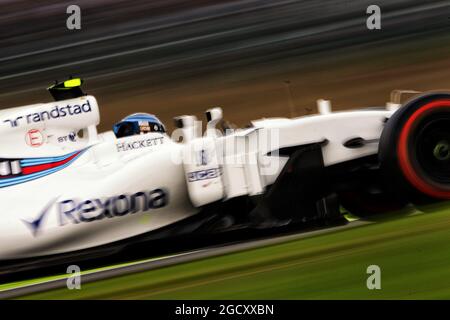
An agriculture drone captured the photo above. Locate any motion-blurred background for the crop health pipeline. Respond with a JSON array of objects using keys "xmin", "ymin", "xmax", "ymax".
[{"xmin": 0, "ymin": 0, "xmax": 449, "ymax": 131}]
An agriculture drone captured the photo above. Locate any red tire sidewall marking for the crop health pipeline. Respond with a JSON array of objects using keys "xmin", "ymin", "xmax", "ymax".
[
  {"xmin": 26, "ymin": 129, "xmax": 44, "ymax": 147},
  {"xmin": 397, "ymin": 100, "xmax": 450, "ymax": 199}
]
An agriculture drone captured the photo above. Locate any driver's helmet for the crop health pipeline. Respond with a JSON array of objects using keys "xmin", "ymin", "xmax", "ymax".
[{"xmin": 113, "ymin": 113, "xmax": 166, "ymax": 138}]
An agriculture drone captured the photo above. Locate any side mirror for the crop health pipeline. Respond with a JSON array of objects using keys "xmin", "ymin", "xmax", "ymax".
[
  {"xmin": 205, "ymin": 107, "xmax": 223, "ymax": 137},
  {"xmin": 173, "ymin": 115, "xmax": 200, "ymax": 142}
]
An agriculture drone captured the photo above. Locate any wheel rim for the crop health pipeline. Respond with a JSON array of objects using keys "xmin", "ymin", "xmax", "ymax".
[
  {"xmin": 415, "ymin": 118, "xmax": 450, "ymax": 184},
  {"xmin": 433, "ymin": 140, "xmax": 450, "ymax": 161}
]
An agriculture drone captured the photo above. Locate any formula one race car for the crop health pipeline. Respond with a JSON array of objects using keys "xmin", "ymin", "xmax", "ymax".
[{"xmin": 1, "ymin": 79, "xmax": 449, "ymax": 263}]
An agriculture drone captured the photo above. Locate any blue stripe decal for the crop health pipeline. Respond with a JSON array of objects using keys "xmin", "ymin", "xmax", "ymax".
[
  {"xmin": 20, "ymin": 151, "xmax": 79, "ymax": 167},
  {"xmin": 0, "ymin": 150, "xmax": 86, "ymax": 188}
]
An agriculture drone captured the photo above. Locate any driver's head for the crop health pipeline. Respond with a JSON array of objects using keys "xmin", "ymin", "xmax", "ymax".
[{"xmin": 113, "ymin": 113, "xmax": 165, "ymax": 138}]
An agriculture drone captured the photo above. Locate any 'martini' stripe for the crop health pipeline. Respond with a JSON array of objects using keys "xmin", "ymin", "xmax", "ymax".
[
  {"xmin": 20, "ymin": 151, "xmax": 80, "ymax": 167},
  {"xmin": 0, "ymin": 150, "xmax": 86, "ymax": 188}
]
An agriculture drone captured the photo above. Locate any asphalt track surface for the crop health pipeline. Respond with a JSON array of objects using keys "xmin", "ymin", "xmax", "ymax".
[{"xmin": 0, "ymin": 219, "xmax": 368, "ymax": 299}]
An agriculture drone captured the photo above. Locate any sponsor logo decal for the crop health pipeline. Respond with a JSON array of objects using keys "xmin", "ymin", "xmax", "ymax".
[
  {"xmin": 3, "ymin": 100, "xmax": 92, "ymax": 128},
  {"xmin": 138, "ymin": 120, "xmax": 151, "ymax": 132},
  {"xmin": 58, "ymin": 132, "xmax": 77, "ymax": 143},
  {"xmin": 197, "ymin": 149, "xmax": 208, "ymax": 166},
  {"xmin": 23, "ymin": 188, "xmax": 168, "ymax": 236},
  {"xmin": 188, "ymin": 168, "xmax": 221, "ymax": 182},
  {"xmin": 25, "ymin": 129, "xmax": 44, "ymax": 147},
  {"xmin": 116, "ymin": 136, "xmax": 164, "ymax": 152},
  {"xmin": 23, "ymin": 197, "xmax": 59, "ymax": 236}
]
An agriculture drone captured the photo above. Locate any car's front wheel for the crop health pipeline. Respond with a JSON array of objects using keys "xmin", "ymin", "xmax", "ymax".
[{"xmin": 379, "ymin": 92, "xmax": 450, "ymax": 202}]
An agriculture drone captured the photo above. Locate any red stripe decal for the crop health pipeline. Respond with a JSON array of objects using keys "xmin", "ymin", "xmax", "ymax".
[{"xmin": 22, "ymin": 152, "xmax": 81, "ymax": 175}]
